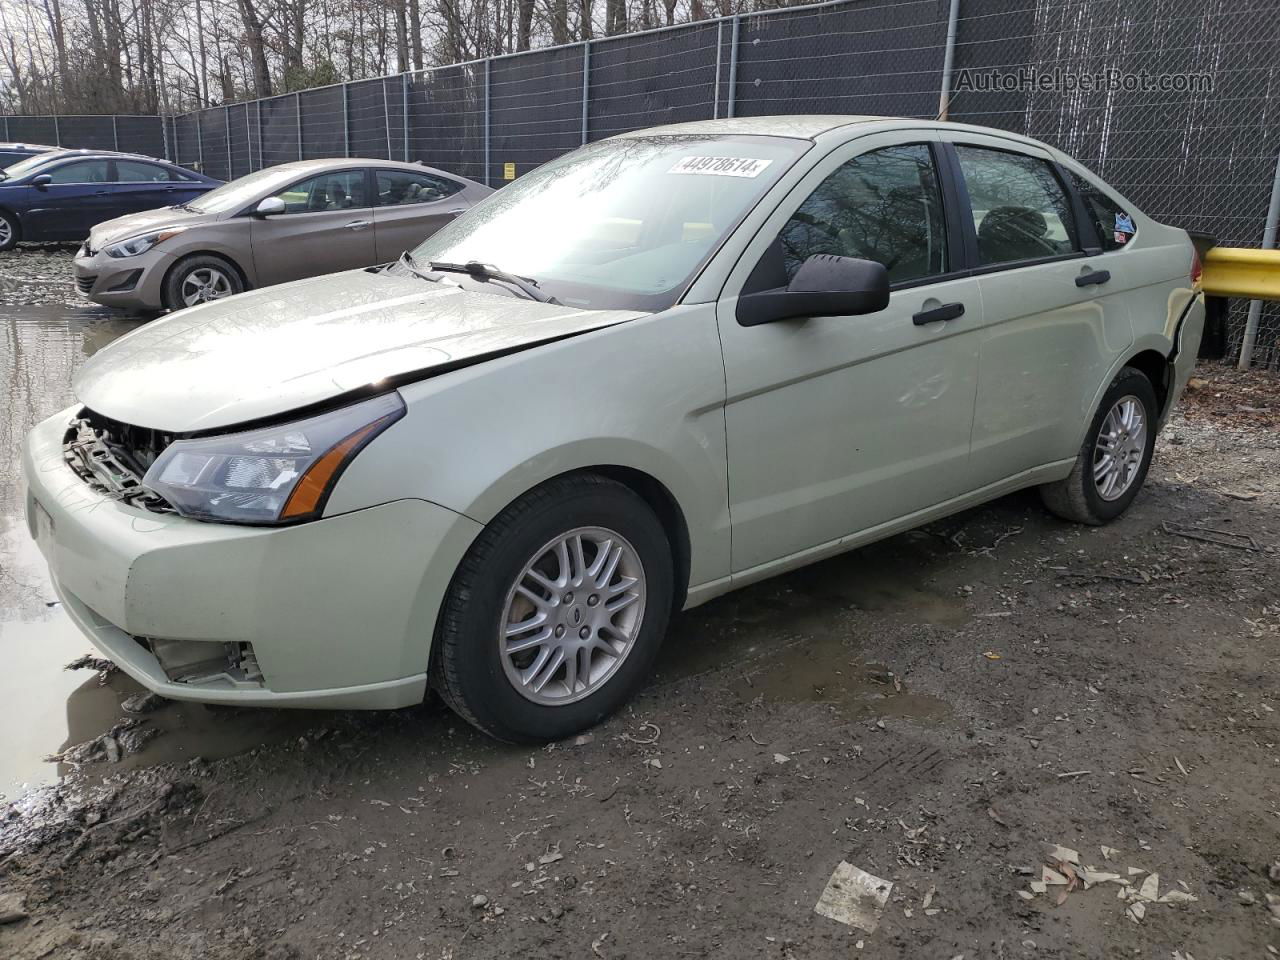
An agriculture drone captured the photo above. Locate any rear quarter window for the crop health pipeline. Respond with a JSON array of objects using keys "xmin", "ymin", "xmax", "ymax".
[{"xmin": 1072, "ymin": 172, "xmax": 1136, "ymax": 251}]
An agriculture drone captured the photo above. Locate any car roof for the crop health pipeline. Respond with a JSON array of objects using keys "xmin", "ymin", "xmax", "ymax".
[
  {"xmin": 257, "ymin": 157, "xmax": 483, "ymax": 186},
  {"xmin": 610, "ymin": 115, "xmax": 1061, "ymax": 154}
]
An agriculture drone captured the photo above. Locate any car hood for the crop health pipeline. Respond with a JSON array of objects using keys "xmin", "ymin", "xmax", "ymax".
[
  {"xmin": 88, "ymin": 206, "xmax": 222, "ymax": 249},
  {"xmin": 74, "ymin": 269, "xmax": 645, "ymax": 432}
]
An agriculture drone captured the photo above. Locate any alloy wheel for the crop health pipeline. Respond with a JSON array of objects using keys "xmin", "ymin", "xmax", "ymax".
[
  {"xmin": 1093, "ymin": 395, "xmax": 1147, "ymax": 501},
  {"xmin": 499, "ymin": 526, "xmax": 647, "ymax": 706},
  {"xmin": 180, "ymin": 267, "xmax": 233, "ymax": 306},
  {"xmin": 0, "ymin": 218, "xmax": 12, "ymax": 247}
]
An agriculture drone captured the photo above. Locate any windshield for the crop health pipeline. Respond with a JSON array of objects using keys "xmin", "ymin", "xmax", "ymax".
[
  {"xmin": 2, "ymin": 152, "xmax": 60, "ymax": 180},
  {"xmin": 185, "ymin": 165, "xmax": 305, "ymax": 214},
  {"xmin": 411, "ymin": 134, "xmax": 808, "ymax": 311}
]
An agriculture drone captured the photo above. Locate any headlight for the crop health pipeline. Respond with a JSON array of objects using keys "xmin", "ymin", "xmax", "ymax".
[
  {"xmin": 142, "ymin": 393, "xmax": 405, "ymax": 525},
  {"xmin": 104, "ymin": 227, "xmax": 188, "ymax": 258}
]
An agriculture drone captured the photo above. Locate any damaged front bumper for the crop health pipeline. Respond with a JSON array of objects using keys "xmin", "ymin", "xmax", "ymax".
[{"xmin": 23, "ymin": 405, "xmax": 482, "ymax": 710}]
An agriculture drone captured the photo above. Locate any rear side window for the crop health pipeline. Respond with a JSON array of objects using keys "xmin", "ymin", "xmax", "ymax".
[
  {"xmin": 115, "ymin": 160, "xmax": 172, "ymax": 182},
  {"xmin": 375, "ymin": 170, "xmax": 463, "ymax": 206},
  {"xmin": 776, "ymin": 143, "xmax": 948, "ymax": 285},
  {"xmin": 1072, "ymin": 172, "xmax": 1135, "ymax": 250},
  {"xmin": 953, "ymin": 145, "xmax": 1076, "ymax": 266}
]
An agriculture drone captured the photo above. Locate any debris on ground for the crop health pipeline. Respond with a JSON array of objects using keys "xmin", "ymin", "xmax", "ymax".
[
  {"xmin": 815, "ymin": 861, "xmax": 893, "ymax": 933},
  {"xmin": 0, "ymin": 890, "xmax": 28, "ymax": 924},
  {"xmin": 121, "ymin": 691, "xmax": 167, "ymax": 714},
  {"xmin": 44, "ymin": 718, "xmax": 161, "ymax": 765},
  {"xmin": 1018, "ymin": 843, "xmax": 1197, "ymax": 922}
]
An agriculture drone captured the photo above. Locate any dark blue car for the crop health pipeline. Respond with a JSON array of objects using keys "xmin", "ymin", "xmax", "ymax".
[
  {"xmin": 0, "ymin": 151, "xmax": 221, "ymax": 250},
  {"xmin": 0, "ymin": 142, "xmax": 57, "ymax": 167}
]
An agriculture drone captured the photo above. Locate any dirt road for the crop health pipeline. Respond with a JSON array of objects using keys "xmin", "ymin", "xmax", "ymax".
[{"xmin": 2, "ymin": 251, "xmax": 1278, "ymax": 958}]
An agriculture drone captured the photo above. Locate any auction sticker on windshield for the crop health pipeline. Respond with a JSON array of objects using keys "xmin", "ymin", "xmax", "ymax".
[{"xmin": 668, "ymin": 156, "xmax": 773, "ymax": 177}]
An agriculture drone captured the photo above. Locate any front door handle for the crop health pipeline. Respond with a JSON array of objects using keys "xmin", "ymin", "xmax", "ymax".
[
  {"xmin": 94, "ymin": 190, "xmax": 110, "ymax": 196},
  {"xmin": 912, "ymin": 302, "xmax": 965, "ymax": 326},
  {"xmin": 344, "ymin": 220, "xmax": 371, "ymax": 231},
  {"xmin": 1075, "ymin": 268, "xmax": 1111, "ymax": 287}
]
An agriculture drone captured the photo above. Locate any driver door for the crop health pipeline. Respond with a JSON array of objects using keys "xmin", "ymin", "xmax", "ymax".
[
  {"xmin": 717, "ymin": 132, "xmax": 982, "ymax": 574},
  {"xmin": 250, "ymin": 169, "xmax": 377, "ymax": 285}
]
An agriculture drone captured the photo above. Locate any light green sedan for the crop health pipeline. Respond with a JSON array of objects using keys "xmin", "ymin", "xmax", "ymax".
[{"xmin": 23, "ymin": 116, "xmax": 1204, "ymax": 742}]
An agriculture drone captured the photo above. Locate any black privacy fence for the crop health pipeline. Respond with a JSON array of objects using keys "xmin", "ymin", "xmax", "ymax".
[
  {"xmin": 5, "ymin": 0, "xmax": 1279, "ymax": 363},
  {"xmin": 0, "ymin": 114, "xmax": 166, "ymax": 157}
]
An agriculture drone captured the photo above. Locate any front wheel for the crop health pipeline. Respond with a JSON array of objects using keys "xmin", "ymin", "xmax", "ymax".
[
  {"xmin": 0, "ymin": 210, "xmax": 20, "ymax": 251},
  {"xmin": 1040, "ymin": 366, "xmax": 1158, "ymax": 525},
  {"xmin": 163, "ymin": 255, "xmax": 243, "ymax": 311},
  {"xmin": 434, "ymin": 474, "xmax": 674, "ymax": 743}
]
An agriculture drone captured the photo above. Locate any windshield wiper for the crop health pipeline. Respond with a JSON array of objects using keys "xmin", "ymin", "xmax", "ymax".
[
  {"xmin": 394, "ymin": 250, "xmax": 441, "ymax": 282},
  {"xmin": 429, "ymin": 260, "xmax": 559, "ymax": 305}
]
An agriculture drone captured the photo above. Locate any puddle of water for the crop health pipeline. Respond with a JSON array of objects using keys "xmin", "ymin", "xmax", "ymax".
[
  {"xmin": 0, "ymin": 307, "xmax": 332, "ymax": 798},
  {"xmin": 659, "ymin": 530, "xmax": 962, "ymax": 721}
]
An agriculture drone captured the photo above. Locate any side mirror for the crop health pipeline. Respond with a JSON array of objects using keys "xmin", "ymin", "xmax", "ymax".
[
  {"xmin": 32, "ymin": 173, "xmax": 52, "ymax": 191},
  {"xmin": 737, "ymin": 254, "xmax": 890, "ymax": 327},
  {"xmin": 253, "ymin": 196, "xmax": 286, "ymax": 217}
]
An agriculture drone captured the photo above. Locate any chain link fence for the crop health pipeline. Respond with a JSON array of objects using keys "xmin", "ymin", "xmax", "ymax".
[{"xmin": 5, "ymin": 0, "xmax": 1279, "ymax": 365}]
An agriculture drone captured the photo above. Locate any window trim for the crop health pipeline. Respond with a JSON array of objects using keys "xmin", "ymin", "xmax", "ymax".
[{"xmin": 942, "ymin": 140, "xmax": 1088, "ymax": 275}]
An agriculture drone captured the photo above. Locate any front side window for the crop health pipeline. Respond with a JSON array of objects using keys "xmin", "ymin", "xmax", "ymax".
[
  {"xmin": 270, "ymin": 170, "xmax": 368, "ymax": 213},
  {"xmin": 115, "ymin": 160, "xmax": 172, "ymax": 182},
  {"xmin": 954, "ymin": 145, "xmax": 1075, "ymax": 266},
  {"xmin": 412, "ymin": 135, "xmax": 808, "ymax": 312},
  {"xmin": 776, "ymin": 143, "xmax": 948, "ymax": 285},
  {"xmin": 46, "ymin": 160, "xmax": 110, "ymax": 184},
  {"xmin": 1072, "ymin": 172, "xmax": 1135, "ymax": 251},
  {"xmin": 376, "ymin": 170, "xmax": 462, "ymax": 206}
]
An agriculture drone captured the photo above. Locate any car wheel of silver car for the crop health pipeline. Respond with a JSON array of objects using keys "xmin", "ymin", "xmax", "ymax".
[
  {"xmin": 434, "ymin": 474, "xmax": 674, "ymax": 743},
  {"xmin": 163, "ymin": 254, "xmax": 244, "ymax": 311},
  {"xmin": 0, "ymin": 210, "xmax": 19, "ymax": 251},
  {"xmin": 1040, "ymin": 366, "xmax": 1159, "ymax": 525}
]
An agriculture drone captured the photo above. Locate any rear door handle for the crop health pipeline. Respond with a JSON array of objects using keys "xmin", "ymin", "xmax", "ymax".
[
  {"xmin": 1075, "ymin": 269, "xmax": 1111, "ymax": 287},
  {"xmin": 912, "ymin": 302, "xmax": 965, "ymax": 326},
  {"xmin": 344, "ymin": 220, "xmax": 371, "ymax": 231}
]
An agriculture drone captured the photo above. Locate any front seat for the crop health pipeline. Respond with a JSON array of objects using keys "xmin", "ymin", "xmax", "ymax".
[
  {"xmin": 326, "ymin": 181, "xmax": 351, "ymax": 210},
  {"xmin": 977, "ymin": 206, "xmax": 1051, "ymax": 263}
]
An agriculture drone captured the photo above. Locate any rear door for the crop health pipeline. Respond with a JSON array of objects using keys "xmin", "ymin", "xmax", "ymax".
[
  {"xmin": 110, "ymin": 159, "xmax": 181, "ymax": 216},
  {"xmin": 943, "ymin": 135, "xmax": 1134, "ymax": 486},
  {"xmin": 249, "ymin": 168, "xmax": 377, "ymax": 285},
  {"xmin": 371, "ymin": 168, "xmax": 470, "ymax": 262},
  {"xmin": 23, "ymin": 159, "xmax": 117, "ymax": 238}
]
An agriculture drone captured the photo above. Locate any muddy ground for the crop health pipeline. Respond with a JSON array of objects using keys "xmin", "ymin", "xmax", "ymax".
[{"xmin": 2, "ymin": 247, "xmax": 1279, "ymax": 959}]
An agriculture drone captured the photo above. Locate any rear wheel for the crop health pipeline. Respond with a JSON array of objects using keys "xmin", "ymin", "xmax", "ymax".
[
  {"xmin": 0, "ymin": 210, "xmax": 20, "ymax": 251},
  {"xmin": 434, "ymin": 474, "xmax": 674, "ymax": 743},
  {"xmin": 163, "ymin": 255, "xmax": 243, "ymax": 311},
  {"xmin": 1040, "ymin": 366, "xmax": 1158, "ymax": 525}
]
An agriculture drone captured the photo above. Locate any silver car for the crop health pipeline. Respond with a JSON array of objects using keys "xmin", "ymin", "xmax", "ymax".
[
  {"xmin": 72, "ymin": 158, "xmax": 492, "ymax": 311},
  {"xmin": 26, "ymin": 117, "xmax": 1204, "ymax": 743}
]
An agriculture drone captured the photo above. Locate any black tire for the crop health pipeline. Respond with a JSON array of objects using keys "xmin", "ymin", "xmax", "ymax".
[
  {"xmin": 1040, "ymin": 366, "xmax": 1159, "ymax": 525},
  {"xmin": 0, "ymin": 209, "xmax": 20, "ymax": 251},
  {"xmin": 162, "ymin": 254, "xmax": 244, "ymax": 311},
  {"xmin": 434, "ymin": 474, "xmax": 674, "ymax": 743}
]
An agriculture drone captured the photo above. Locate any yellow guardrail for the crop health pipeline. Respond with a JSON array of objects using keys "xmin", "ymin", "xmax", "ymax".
[{"xmin": 1200, "ymin": 247, "xmax": 1280, "ymax": 300}]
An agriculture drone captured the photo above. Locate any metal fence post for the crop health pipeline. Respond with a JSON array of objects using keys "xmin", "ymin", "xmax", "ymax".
[
  {"xmin": 727, "ymin": 16, "xmax": 741, "ymax": 118},
  {"xmin": 161, "ymin": 115, "xmax": 171, "ymax": 161},
  {"xmin": 53, "ymin": 113, "xmax": 61, "ymax": 146},
  {"xmin": 383, "ymin": 80, "xmax": 392, "ymax": 159},
  {"xmin": 1238, "ymin": 150, "xmax": 1280, "ymax": 369},
  {"xmin": 256, "ymin": 100, "xmax": 264, "ymax": 171},
  {"xmin": 112, "ymin": 116, "xmax": 120, "ymax": 151},
  {"xmin": 581, "ymin": 41, "xmax": 591, "ymax": 145},
  {"xmin": 296, "ymin": 92, "xmax": 303, "ymax": 160},
  {"xmin": 2, "ymin": 116, "xmax": 8, "ymax": 140},
  {"xmin": 342, "ymin": 83, "xmax": 350, "ymax": 157},
  {"xmin": 246, "ymin": 106, "xmax": 253, "ymax": 171},
  {"xmin": 937, "ymin": 0, "xmax": 961, "ymax": 120},
  {"xmin": 403, "ymin": 73, "xmax": 410, "ymax": 161},
  {"xmin": 196, "ymin": 112, "xmax": 204, "ymax": 171},
  {"xmin": 483, "ymin": 59, "xmax": 491, "ymax": 186},
  {"xmin": 713, "ymin": 20, "xmax": 724, "ymax": 120},
  {"xmin": 225, "ymin": 105, "xmax": 232, "ymax": 177}
]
